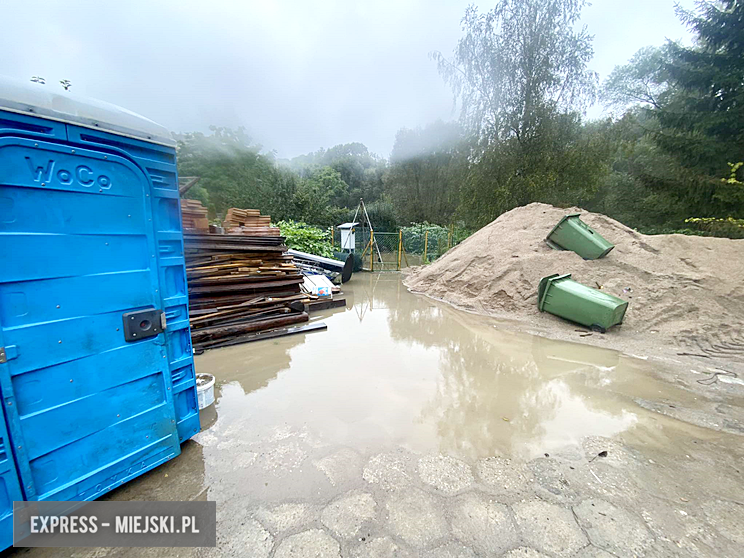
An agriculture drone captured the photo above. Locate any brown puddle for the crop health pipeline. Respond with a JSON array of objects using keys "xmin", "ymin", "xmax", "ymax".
[{"xmin": 194, "ymin": 273, "xmax": 714, "ymax": 462}]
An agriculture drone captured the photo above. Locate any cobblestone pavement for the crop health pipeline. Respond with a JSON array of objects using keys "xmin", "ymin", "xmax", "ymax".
[{"xmin": 180, "ymin": 423, "xmax": 742, "ymax": 558}]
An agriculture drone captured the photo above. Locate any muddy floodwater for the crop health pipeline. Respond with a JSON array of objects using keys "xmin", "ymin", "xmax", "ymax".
[{"xmin": 196, "ymin": 273, "xmax": 709, "ymax": 462}]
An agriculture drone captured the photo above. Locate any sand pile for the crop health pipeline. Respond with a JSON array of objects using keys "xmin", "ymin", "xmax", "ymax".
[{"xmin": 404, "ymin": 203, "xmax": 744, "ymax": 364}]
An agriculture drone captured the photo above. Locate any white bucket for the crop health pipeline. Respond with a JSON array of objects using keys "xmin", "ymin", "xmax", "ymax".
[{"xmin": 196, "ymin": 373, "xmax": 216, "ymax": 410}]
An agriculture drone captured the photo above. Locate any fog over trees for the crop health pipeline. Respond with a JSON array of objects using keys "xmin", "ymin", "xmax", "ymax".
[{"xmin": 181, "ymin": 0, "xmax": 743, "ymax": 238}]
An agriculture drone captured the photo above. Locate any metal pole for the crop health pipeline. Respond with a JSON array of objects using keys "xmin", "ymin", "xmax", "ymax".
[
  {"xmin": 331, "ymin": 225, "xmax": 334, "ymax": 250},
  {"xmin": 448, "ymin": 224, "xmax": 453, "ymax": 249},
  {"xmin": 370, "ymin": 231, "xmax": 375, "ymax": 272},
  {"xmin": 397, "ymin": 229, "xmax": 403, "ymax": 270},
  {"xmin": 361, "ymin": 199, "xmax": 384, "ymax": 264},
  {"xmin": 423, "ymin": 230, "xmax": 428, "ymax": 263}
]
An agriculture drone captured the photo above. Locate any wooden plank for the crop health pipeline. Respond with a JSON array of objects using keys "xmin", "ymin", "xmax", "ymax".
[
  {"xmin": 193, "ymin": 321, "xmax": 327, "ymax": 351},
  {"xmin": 191, "ymin": 312, "xmax": 308, "ymax": 342}
]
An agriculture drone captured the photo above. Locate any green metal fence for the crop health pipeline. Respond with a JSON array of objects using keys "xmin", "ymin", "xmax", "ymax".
[{"xmin": 331, "ymin": 226, "xmax": 461, "ymax": 271}]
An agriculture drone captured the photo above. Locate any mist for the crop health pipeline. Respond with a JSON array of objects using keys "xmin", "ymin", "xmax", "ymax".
[{"xmin": 1, "ymin": 0, "xmax": 695, "ymax": 159}]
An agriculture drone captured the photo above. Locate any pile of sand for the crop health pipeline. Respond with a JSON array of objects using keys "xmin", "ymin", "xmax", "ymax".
[{"xmin": 404, "ymin": 203, "xmax": 744, "ymax": 365}]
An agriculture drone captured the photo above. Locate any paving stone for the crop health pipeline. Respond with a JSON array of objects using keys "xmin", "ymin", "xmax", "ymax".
[
  {"xmin": 528, "ymin": 458, "xmax": 580, "ymax": 504},
  {"xmin": 701, "ymin": 499, "xmax": 744, "ymax": 545},
  {"xmin": 321, "ymin": 491, "xmax": 377, "ymax": 539},
  {"xmin": 503, "ymin": 547, "xmax": 551, "ymax": 558},
  {"xmin": 261, "ymin": 442, "xmax": 308, "ymax": 476},
  {"xmin": 573, "ymin": 498, "xmax": 654, "ymax": 556},
  {"xmin": 314, "ymin": 448, "xmax": 364, "ymax": 487},
  {"xmin": 571, "ymin": 546, "xmax": 616, "ymax": 558},
  {"xmin": 418, "ymin": 455, "xmax": 475, "ymax": 495},
  {"xmin": 581, "ymin": 436, "xmax": 637, "ymax": 469},
  {"xmin": 348, "ymin": 536, "xmax": 415, "ymax": 558},
  {"xmin": 476, "ymin": 457, "xmax": 534, "ymax": 495},
  {"xmin": 385, "ymin": 487, "xmax": 448, "ymax": 547},
  {"xmin": 364, "ymin": 452, "xmax": 414, "ymax": 491},
  {"xmin": 274, "ymin": 529, "xmax": 340, "ymax": 558},
  {"xmin": 215, "ymin": 518, "xmax": 273, "ymax": 558},
  {"xmin": 428, "ymin": 541, "xmax": 478, "ymax": 558},
  {"xmin": 254, "ymin": 502, "xmax": 318, "ymax": 533},
  {"xmin": 638, "ymin": 496, "xmax": 720, "ymax": 552},
  {"xmin": 449, "ymin": 492, "xmax": 518, "ymax": 555},
  {"xmin": 512, "ymin": 500, "xmax": 587, "ymax": 557},
  {"xmin": 571, "ymin": 461, "xmax": 643, "ymax": 506}
]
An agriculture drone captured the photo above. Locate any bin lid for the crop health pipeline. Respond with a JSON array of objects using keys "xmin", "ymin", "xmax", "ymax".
[
  {"xmin": 546, "ymin": 213, "xmax": 582, "ymax": 240},
  {"xmin": 0, "ymin": 75, "xmax": 175, "ymax": 147},
  {"xmin": 537, "ymin": 273, "xmax": 572, "ymax": 311}
]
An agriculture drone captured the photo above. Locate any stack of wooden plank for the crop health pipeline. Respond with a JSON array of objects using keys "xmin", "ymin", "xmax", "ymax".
[
  {"xmin": 180, "ymin": 199, "xmax": 209, "ymax": 232},
  {"xmin": 223, "ymin": 208, "xmax": 281, "ymax": 236},
  {"xmin": 184, "ymin": 232, "xmax": 310, "ymax": 350}
]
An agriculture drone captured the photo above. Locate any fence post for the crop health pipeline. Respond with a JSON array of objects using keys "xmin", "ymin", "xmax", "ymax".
[
  {"xmin": 423, "ymin": 231, "xmax": 428, "ymax": 263},
  {"xmin": 397, "ymin": 229, "xmax": 403, "ymax": 270},
  {"xmin": 370, "ymin": 230, "xmax": 375, "ymax": 272},
  {"xmin": 330, "ymin": 225, "xmax": 334, "ymax": 250},
  {"xmin": 448, "ymin": 224, "xmax": 453, "ymax": 249}
]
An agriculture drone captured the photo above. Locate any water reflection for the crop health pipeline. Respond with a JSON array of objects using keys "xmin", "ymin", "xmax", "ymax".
[{"xmin": 195, "ymin": 274, "xmax": 690, "ymax": 461}]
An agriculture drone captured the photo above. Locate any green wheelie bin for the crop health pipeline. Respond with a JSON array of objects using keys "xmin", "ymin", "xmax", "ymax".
[
  {"xmin": 538, "ymin": 274, "xmax": 628, "ymax": 333},
  {"xmin": 545, "ymin": 214, "xmax": 614, "ymax": 259}
]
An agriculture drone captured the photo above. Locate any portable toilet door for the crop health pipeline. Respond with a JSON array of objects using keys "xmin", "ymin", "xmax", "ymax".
[{"xmin": 0, "ymin": 76, "xmax": 199, "ymax": 547}]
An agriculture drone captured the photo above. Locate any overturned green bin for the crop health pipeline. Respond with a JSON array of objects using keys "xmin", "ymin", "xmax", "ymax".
[
  {"xmin": 546, "ymin": 213, "xmax": 614, "ymax": 259},
  {"xmin": 538, "ymin": 274, "xmax": 628, "ymax": 333}
]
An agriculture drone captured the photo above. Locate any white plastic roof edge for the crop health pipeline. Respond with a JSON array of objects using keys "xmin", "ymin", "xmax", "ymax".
[{"xmin": 0, "ymin": 75, "xmax": 176, "ymax": 148}]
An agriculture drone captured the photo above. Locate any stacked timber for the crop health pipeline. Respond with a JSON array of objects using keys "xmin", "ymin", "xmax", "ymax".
[
  {"xmin": 180, "ymin": 199, "xmax": 209, "ymax": 232},
  {"xmin": 184, "ymin": 233, "xmax": 309, "ymax": 351},
  {"xmin": 223, "ymin": 208, "xmax": 281, "ymax": 236}
]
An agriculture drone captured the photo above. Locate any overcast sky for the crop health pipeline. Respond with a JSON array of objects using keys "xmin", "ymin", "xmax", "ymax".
[{"xmin": 1, "ymin": 0, "xmax": 695, "ymax": 159}]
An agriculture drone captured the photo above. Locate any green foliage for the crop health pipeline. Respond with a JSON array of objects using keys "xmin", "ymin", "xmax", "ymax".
[
  {"xmin": 275, "ymin": 220, "xmax": 334, "ymax": 257},
  {"xmin": 422, "ymin": 0, "xmax": 608, "ymax": 230},
  {"xmin": 684, "ymin": 216, "xmax": 744, "ymax": 238},
  {"xmin": 289, "ymin": 143, "xmax": 387, "ymax": 207},
  {"xmin": 176, "ymin": 127, "xmax": 297, "ymax": 220},
  {"xmin": 386, "ymin": 121, "xmax": 466, "ymax": 225},
  {"xmin": 401, "ymin": 222, "xmax": 472, "ymax": 260},
  {"xmin": 597, "ymin": 1, "xmax": 744, "ymax": 232},
  {"xmin": 291, "ymin": 166, "xmax": 349, "ymax": 227},
  {"xmin": 602, "ymin": 46, "xmax": 670, "ymax": 111},
  {"xmin": 683, "ymin": 162, "xmax": 744, "ymax": 238}
]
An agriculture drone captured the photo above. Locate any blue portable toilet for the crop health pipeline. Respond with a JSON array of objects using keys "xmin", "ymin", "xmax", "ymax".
[{"xmin": 0, "ymin": 76, "xmax": 200, "ymax": 548}]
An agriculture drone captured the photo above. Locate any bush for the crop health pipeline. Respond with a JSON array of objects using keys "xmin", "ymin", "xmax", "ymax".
[{"xmin": 275, "ymin": 220, "xmax": 334, "ymax": 257}]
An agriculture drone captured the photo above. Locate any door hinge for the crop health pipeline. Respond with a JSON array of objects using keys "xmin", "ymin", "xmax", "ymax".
[{"xmin": 0, "ymin": 345, "xmax": 18, "ymax": 363}]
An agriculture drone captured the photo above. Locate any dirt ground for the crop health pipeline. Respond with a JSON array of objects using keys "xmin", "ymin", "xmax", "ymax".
[{"xmin": 404, "ymin": 203, "xmax": 744, "ymax": 377}]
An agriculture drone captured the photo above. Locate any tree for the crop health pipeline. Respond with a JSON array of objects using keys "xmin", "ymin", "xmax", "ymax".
[
  {"xmin": 290, "ymin": 166, "xmax": 349, "ymax": 226},
  {"xmin": 385, "ymin": 121, "xmax": 466, "ymax": 225},
  {"xmin": 601, "ymin": 1, "xmax": 744, "ymax": 223},
  {"xmin": 602, "ymin": 46, "xmax": 670, "ymax": 111},
  {"xmin": 176, "ymin": 127, "xmax": 293, "ymax": 218},
  {"xmin": 289, "ymin": 142, "xmax": 387, "ymax": 207},
  {"xmin": 431, "ymin": 0, "xmax": 604, "ymax": 228},
  {"xmin": 431, "ymin": 0, "xmax": 596, "ymax": 143},
  {"xmin": 654, "ymin": 0, "xmax": 744, "ymax": 181}
]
